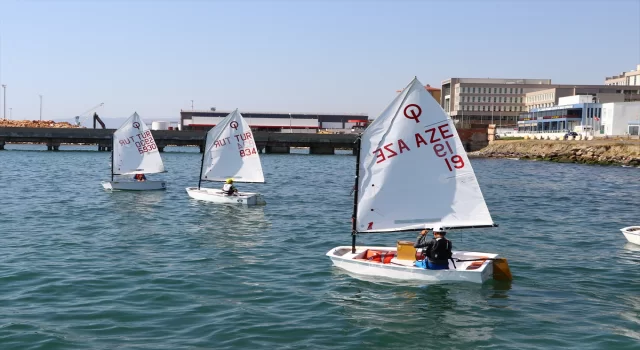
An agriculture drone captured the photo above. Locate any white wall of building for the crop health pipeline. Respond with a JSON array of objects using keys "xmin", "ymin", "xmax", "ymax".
[
  {"xmin": 600, "ymin": 102, "xmax": 640, "ymax": 135},
  {"xmin": 558, "ymin": 95, "xmax": 593, "ymax": 105},
  {"xmin": 190, "ymin": 116, "xmax": 318, "ymax": 128},
  {"xmin": 321, "ymin": 122, "xmax": 344, "ymax": 129}
]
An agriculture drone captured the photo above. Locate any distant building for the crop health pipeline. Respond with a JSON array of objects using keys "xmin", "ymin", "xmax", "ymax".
[
  {"xmin": 440, "ymin": 78, "xmax": 553, "ymax": 127},
  {"xmin": 525, "ymin": 85, "xmax": 640, "ymax": 111},
  {"xmin": 425, "ymin": 84, "xmax": 441, "ymax": 102},
  {"xmin": 396, "ymin": 84, "xmax": 441, "ymax": 102},
  {"xmin": 605, "ymin": 64, "xmax": 640, "ymax": 86},
  {"xmin": 517, "ymin": 95, "xmax": 603, "ymax": 133},
  {"xmin": 179, "ymin": 109, "xmax": 368, "ymax": 133}
]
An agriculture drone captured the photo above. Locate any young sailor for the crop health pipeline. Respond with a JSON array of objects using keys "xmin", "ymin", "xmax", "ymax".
[
  {"xmin": 414, "ymin": 227, "xmax": 453, "ymax": 270},
  {"xmin": 222, "ymin": 178, "xmax": 238, "ymax": 196}
]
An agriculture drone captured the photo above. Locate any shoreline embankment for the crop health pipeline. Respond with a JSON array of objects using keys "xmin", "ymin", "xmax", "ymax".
[{"xmin": 470, "ymin": 140, "xmax": 640, "ymax": 166}]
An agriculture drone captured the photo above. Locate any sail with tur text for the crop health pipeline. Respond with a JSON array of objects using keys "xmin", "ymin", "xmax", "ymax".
[
  {"xmin": 200, "ymin": 109, "xmax": 265, "ymax": 183},
  {"xmin": 112, "ymin": 112, "xmax": 165, "ymax": 175}
]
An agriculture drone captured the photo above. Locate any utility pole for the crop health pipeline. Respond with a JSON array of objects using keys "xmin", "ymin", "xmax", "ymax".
[
  {"xmin": 1, "ymin": 84, "xmax": 6, "ymax": 120},
  {"xmin": 39, "ymin": 94, "xmax": 43, "ymax": 120},
  {"xmin": 191, "ymin": 100, "xmax": 194, "ymax": 111},
  {"xmin": 9, "ymin": 107, "xmax": 12, "ymax": 120}
]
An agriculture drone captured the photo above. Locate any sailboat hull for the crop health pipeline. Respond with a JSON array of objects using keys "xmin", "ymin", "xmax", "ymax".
[
  {"xmin": 185, "ymin": 187, "xmax": 266, "ymax": 206},
  {"xmin": 621, "ymin": 226, "xmax": 640, "ymax": 245},
  {"xmin": 102, "ymin": 181, "xmax": 167, "ymax": 191},
  {"xmin": 327, "ymin": 246, "xmax": 499, "ymax": 284}
]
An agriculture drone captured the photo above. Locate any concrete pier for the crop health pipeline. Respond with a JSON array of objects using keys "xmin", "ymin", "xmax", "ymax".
[
  {"xmin": 309, "ymin": 145, "xmax": 335, "ymax": 155},
  {"xmin": 0, "ymin": 127, "xmax": 491, "ymax": 153},
  {"xmin": 265, "ymin": 146, "xmax": 290, "ymax": 154},
  {"xmin": 0, "ymin": 128, "xmax": 361, "ymax": 154}
]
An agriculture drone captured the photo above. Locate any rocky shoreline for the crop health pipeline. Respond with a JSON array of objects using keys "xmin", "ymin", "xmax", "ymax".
[{"xmin": 470, "ymin": 140, "xmax": 640, "ymax": 166}]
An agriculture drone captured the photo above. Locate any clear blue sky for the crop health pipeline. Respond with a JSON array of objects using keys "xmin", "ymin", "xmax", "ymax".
[{"xmin": 0, "ymin": 0, "xmax": 639, "ymax": 127}]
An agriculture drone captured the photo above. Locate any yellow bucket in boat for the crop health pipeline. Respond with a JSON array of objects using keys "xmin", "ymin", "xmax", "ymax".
[{"xmin": 493, "ymin": 258, "xmax": 513, "ymax": 281}]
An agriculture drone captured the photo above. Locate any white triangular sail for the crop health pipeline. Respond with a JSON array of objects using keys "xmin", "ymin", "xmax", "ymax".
[
  {"xmin": 201, "ymin": 109, "xmax": 265, "ymax": 183},
  {"xmin": 356, "ymin": 78, "xmax": 493, "ymax": 233},
  {"xmin": 112, "ymin": 112, "xmax": 165, "ymax": 175}
]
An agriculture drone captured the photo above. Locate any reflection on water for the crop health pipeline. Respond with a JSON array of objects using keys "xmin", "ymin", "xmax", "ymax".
[
  {"xmin": 329, "ymin": 280, "xmax": 497, "ymax": 344},
  {"xmin": 107, "ymin": 190, "xmax": 166, "ymax": 215},
  {"xmin": 623, "ymin": 242, "xmax": 640, "ymax": 253}
]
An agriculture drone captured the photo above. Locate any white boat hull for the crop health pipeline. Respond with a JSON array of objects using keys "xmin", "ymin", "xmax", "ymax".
[
  {"xmin": 327, "ymin": 246, "xmax": 502, "ymax": 284},
  {"xmin": 185, "ymin": 187, "xmax": 266, "ymax": 206},
  {"xmin": 102, "ymin": 180, "xmax": 166, "ymax": 191},
  {"xmin": 621, "ymin": 226, "xmax": 640, "ymax": 245}
]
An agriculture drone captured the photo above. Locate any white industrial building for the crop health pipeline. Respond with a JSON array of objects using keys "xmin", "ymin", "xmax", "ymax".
[
  {"xmin": 179, "ymin": 109, "xmax": 368, "ymax": 133},
  {"xmin": 600, "ymin": 102, "xmax": 640, "ymax": 136}
]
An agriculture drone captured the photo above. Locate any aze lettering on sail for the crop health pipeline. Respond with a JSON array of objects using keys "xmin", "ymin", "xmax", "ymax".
[
  {"xmin": 371, "ymin": 109, "xmax": 466, "ymax": 174},
  {"xmin": 356, "ymin": 78, "xmax": 493, "ymax": 233}
]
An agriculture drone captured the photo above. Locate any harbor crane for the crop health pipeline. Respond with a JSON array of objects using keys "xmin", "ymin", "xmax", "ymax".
[{"xmin": 75, "ymin": 103, "xmax": 105, "ymax": 128}]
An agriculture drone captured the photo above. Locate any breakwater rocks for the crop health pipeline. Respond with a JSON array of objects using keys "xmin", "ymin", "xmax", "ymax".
[{"xmin": 470, "ymin": 140, "xmax": 640, "ymax": 166}]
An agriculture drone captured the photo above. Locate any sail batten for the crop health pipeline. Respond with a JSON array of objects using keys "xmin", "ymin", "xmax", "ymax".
[
  {"xmin": 112, "ymin": 112, "xmax": 165, "ymax": 175},
  {"xmin": 200, "ymin": 109, "xmax": 265, "ymax": 183},
  {"xmin": 355, "ymin": 78, "xmax": 494, "ymax": 234}
]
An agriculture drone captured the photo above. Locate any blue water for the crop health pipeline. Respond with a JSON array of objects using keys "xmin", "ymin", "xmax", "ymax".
[{"xmin": 0, "ymin": 145, "xmax": 639, "ymax": 349}]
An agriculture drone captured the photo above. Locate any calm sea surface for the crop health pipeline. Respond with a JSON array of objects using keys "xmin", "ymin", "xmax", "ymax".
[{"xmin": 0, "ymin": 144, "xmax": 639, "ymax": 350}]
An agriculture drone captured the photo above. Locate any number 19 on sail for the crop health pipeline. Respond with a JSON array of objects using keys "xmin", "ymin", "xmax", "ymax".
[{"xmin": 433, "ymin": 140, "xmax": 465, "ymax": 172}]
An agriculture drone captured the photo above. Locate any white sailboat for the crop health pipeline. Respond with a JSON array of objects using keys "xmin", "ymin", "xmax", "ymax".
[
  {"xmin": 101, "ymin": 112, "xmax": 167, "ymax": 191},
  {"xmin": 186, "ymin": 109, "xmax": 266, "ymax": 205},
  {"xmin": 621, "ymin": 226, "xmax": 640, "ymax": 245},
  {"xmin": 326, "ymin": 77, "xmax": 512, "ymax": 284}
]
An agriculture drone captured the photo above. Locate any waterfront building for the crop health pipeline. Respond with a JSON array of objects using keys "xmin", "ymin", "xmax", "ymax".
[
  {"xmin": 180, "ymin": 109, "xmax": 368, "ymax": 133},
  {"xmin": 440, "ymin": 78, "xmax": 553, "ymax": 127},
  {"xmin": 517, "ymin": 96, "xmax": 640, "ymax": 136},
  {"xmin": 517, "ymin": 95, "xmax": 602, "ymax": 133},
  {"xmin": 525, "ymin": 85, "xmax": 640, "ymax": 111},
  {"xmin": 601, "ymin": 101, "xmax": 640, "ymax": 136},
  {"xmin": 441, "ymin": 77, "xmax": 640, "ymax": 128}
]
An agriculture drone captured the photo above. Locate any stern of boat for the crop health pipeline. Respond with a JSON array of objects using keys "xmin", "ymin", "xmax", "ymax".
[
  {"xmin": 621, "ymin": 226, "xmax": 640, "ymax": 245},
  {"xmin": 104, "ymin": 181, "xmax": 166, "ymax": 191}
]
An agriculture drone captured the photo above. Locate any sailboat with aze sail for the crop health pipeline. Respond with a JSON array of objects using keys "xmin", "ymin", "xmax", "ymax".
[
  {"xmin": 326, "ymin": 77, "xmax": 512, "ymax": 284},
  {"xmin": 186, "ymin": 109, "xmax": 266, "ymax": 205},
  {"xmin": 102, "ymin": 112, "xmax": 167, "ymax": 191}
]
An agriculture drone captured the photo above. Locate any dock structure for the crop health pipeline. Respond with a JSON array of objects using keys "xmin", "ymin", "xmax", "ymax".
[{"xmin": 0, "ymin": 127, "xmax": 360, "ymax": 154}]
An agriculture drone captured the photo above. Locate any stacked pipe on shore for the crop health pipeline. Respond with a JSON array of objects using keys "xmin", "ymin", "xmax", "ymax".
[
  {"xmin": 0, "ymin": 120, "xmax": 80, "ymax": 128},
  {"xmin": 470, "ymin": 140, "xmax": 640, "ymax": 166}
]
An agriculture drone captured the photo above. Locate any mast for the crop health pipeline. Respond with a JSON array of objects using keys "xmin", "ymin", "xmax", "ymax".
[
  {"xmin": 197, "ymin": 132, "xmax": 207, "ymax": 189},
  {"xmin": 351, "ymin": 136, "xmax": 361, "ymax": 253},
  {"xmin": 110, "ymin": 134, "xmax": 114, "ymax": 182}
]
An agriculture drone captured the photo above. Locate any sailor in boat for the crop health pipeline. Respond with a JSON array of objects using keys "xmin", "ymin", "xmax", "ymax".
[
  {"xmin": 134, "ymin": 174, "xmax": 147, "ymax": 182},
  {"xmin": 414, "ymin": 228, "xmax": 453, "ymax": 270},
  {"xmin": 222, "ymin": 178, "xmax": 238, "ymax": 196}
]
